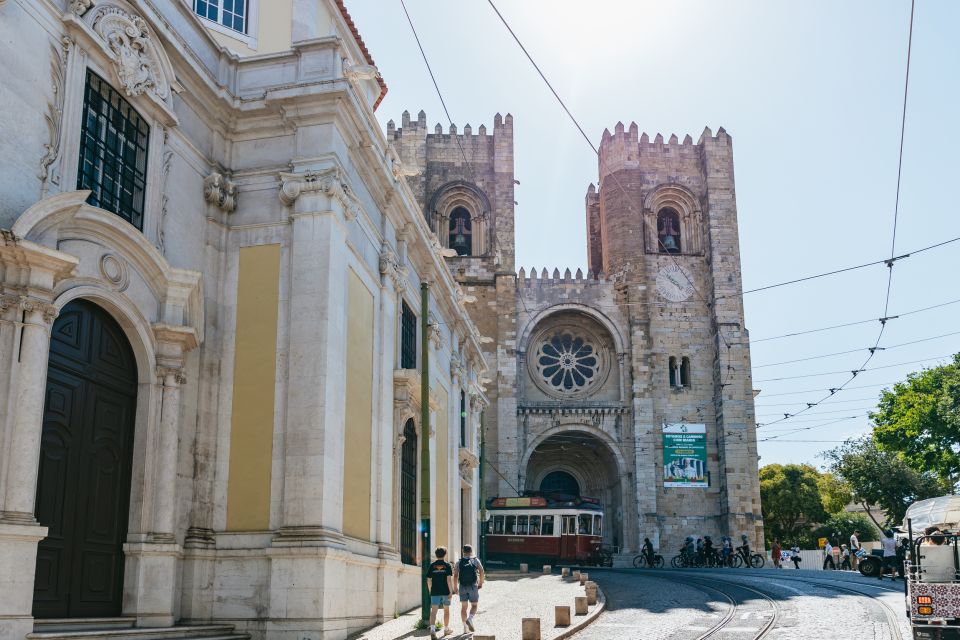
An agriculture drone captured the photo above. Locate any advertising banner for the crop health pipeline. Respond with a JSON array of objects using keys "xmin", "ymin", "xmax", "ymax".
[{"xmin": 663, "ymin": 423, "xmax": 708, "ymax": 488}]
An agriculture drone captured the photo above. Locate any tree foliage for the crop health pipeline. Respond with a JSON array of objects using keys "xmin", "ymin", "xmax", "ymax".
[
  {"xmin": 824, "ymin": 436, "xmax": 947, "ymax": 528},
  {"xmin": 870, "ymin": 354, "xmax": 960, "ymax": 488},
  {"xmin": 812, "ymin": 513, "xmax": 879, "ymax": 548},
  {"xmin": 817, "ymin": 472, "xmax": 853, "ymax": 515},
  {"xmin": 759, "ymin": 464, "xmax": 828, "ymax": 543}
]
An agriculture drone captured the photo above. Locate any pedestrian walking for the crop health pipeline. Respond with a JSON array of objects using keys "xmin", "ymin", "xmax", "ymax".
[
  {"xmin": 426, "ymin": 546, "xmax": 455, "ymax": 638},
  {"xmin": 849, "ymin": 529, "xmax": 861, "ymax": 572},
  {"xmin": 772, "ymin": 539, "xmax": 782, "ymax": 569},
  {"xmin": 823, "ymin": 540, "xmax": 836, "ymax": 570},
  {"xmin": 879, "ymin": 530, "xmax": 898, "ymax": 580},
  {"xmin": 454, "ymin": 544, "xmax": 485, "ymax": 634},
  {"xmin": 839, "ymin": 544, "xmax": 851, "ymax": 570},
  {"xmin": 790, "ymin": 544, "xmax": 802, "ymax": 569}
]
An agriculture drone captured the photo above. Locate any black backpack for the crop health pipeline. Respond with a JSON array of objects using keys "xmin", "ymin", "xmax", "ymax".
[{"xmin": 458, "ymin": 558, "xmax": 478, "ymax": 586}]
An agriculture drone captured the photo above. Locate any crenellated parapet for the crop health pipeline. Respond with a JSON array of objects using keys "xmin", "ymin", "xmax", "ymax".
[
  {"xmin": 516, "ymin": 267, "xmax": 614, "ymax": 287},
  {"xmin": 597, "ymin": 121, "xmax": 732, "ymax": 179}
]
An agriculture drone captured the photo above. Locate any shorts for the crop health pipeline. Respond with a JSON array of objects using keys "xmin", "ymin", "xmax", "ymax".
[
  {"xmin": 430, "ymin": 595, "xmax": 451, "ymax": 606},
  {"xmin": 458, "ymin": 585, "xmax": 479, "ymax": 602}
]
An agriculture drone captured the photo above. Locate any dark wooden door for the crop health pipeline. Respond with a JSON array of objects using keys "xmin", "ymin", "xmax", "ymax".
[{"xmin": 33, "ymin": 300, "xmax": 137, "ymax": 619}]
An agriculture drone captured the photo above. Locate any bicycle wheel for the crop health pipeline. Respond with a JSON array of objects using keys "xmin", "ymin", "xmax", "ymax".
[
  {"xmin": 633, "ymin": 555, "xmax": 645, "ymax": 568},
  {"xmin": 654, "ymin": 555, "xmax": 665, "ymax": 568},
  {"xmin": 671, "ymin": 555, "xmax": 683, "ymax": 568},
  {"xmin": 750, "ymin": 553, "xmax": 765, "ymax": 569},
  {"xmin": 729, "ymin": 554, "xmax": 743, "ymax": 568}
]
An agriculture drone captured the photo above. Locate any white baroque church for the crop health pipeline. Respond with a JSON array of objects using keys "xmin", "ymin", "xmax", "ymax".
[{"xmin": 0, "ymin": 1, "xmax": 488, "ymax": 638}]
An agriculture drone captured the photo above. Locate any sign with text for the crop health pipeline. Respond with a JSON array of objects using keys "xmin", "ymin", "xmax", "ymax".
[{"xmin": 663, "ymin": 423, "xmax": 708, "ymax": 488}]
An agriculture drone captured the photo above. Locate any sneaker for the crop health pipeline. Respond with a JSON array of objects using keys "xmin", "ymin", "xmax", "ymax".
[
  {"xmin": 442, "ymin": 628, "xmax": 452, "ymax": 636},
  {"xmin": 429, "ymin": 625, "xmax": 437, "ymax": 640},
  {"xmin": 466, "ymin": 616, "xmax": 475, "ymax": 632}
]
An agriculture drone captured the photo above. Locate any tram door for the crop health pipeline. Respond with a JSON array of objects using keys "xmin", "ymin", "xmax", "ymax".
[{"xmin": 560, "ymin": 516, "xmax": 577, "ymax": 560}]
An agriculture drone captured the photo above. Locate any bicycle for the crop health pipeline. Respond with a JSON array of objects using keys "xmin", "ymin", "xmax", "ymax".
[
  {"xmin": 633, "ymin": 553, "xmax": 664, "ymax": 568},
  {"xmin": 731, "ymin": 549, "xmax": 765, "ymax": 568}
]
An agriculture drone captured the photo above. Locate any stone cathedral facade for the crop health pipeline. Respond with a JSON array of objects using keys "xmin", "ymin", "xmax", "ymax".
[{"xmin": 390, "ymin": 115, "xmax": 764, "ymax": 557}]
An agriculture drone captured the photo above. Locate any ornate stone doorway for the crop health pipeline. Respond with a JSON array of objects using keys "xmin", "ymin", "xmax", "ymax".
[
  {"xmin": 525, "ymin": 430, "xmax": 623, "ymax": 549},
  {"xmin": 32, "ymin": 300, "xmax": 137, "ymax": 618}
]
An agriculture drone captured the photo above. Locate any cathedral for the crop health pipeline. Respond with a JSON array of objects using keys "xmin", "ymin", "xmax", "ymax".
[
  {"xmin": 391, "ymin": 113, "xmax": 764, "ymax": 558},
  {"xmin": 0, "ymin": 1, "xmax": 761, "ymax": 639}
]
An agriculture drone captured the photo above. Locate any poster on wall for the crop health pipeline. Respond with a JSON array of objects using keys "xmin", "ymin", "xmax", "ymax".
[{"xmin": 663, "ymin": 423, "xmax": 708, "ymax": 488}]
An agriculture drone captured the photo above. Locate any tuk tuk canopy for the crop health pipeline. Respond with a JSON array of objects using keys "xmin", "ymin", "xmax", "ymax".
[{"xmin": 904, "ymin": 495, "xmax": 960, "ymax": 533}]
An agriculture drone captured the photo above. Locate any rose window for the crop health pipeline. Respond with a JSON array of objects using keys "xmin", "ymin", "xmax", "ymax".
[{"xmin": 536, "ymin": 333, "xmax": 599, "ymax": 392}]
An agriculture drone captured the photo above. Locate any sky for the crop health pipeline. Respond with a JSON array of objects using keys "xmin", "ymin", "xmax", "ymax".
[{"xmin": 346, "ymin": 0, "xmax": 960, "ymax": 471}]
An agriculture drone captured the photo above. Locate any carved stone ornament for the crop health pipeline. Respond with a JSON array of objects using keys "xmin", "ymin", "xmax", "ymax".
[
  {"xmin": 19, "ymin": 297, "xmax": 59, "ymax": 325},
  {"xmin": 343, "ymin": 60, "xmax": 379, "ymax": 82},
  {"xmin": 99, "ymin": 253, "xmax": 130, "ymax": 291},
  {"xmin": 450, "ymin": 353, "xmax": 465, "ymax": 381},
  {"xmin": 69, "ymin": 0, "xmax": 94, "ymax": 15},
  {"xmin": 427, "ymin": 314, "xmax": 444, "ymax": 350},
  {"xmin": 278, "ymin": 167, "xmax": 362, "ymax": 220},
  {"xmin": 156, "ymin": 365, "xmax": 187, "ymax": 385},
  {"xmin": 204, "ymin": 172, "xmax": 238, "ymax": 213},
  {"xmin": 39, "ymin": 38, "xmax": 70, "ymax": 190},
  {"xmin": 378, "ymin": 242, "xmax": 406, "ymax": 288},
  {"xmin": 89, "ymin": 5, "xmax": 172, "ymax": 100}
]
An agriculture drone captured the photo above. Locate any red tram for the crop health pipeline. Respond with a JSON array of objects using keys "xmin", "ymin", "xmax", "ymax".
[{"xmin": 483, "ymin": 495, "xmax": 607, "ymax": 566}]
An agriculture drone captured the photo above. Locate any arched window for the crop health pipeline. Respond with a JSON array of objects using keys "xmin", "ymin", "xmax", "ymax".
[
  {"xmin": 400, "ymin": 419, "xmax": 417, "ymax": 565},
  {"xmin": 680, "ymin": 357, "xmax": 691, "ymax": 387},
  {"xmin": 448, "ymin": 207, "xmax": 472, "ymax": 256},
  {"xmin": 657, "ymin": 208, "xmax": 681, "ymax": 254},
  {"xmin": 539, "ymin": 470, "xmax": 580, "ymax": 496},
  {"xmin": 669, "ymin": 356, "xmax": 679, "ymax": 387}
]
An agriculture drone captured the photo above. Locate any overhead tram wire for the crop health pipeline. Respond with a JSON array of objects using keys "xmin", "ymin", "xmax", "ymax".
[
  {"xmin": 752, "ymin": 296, "xmax": 960, "ymax": 343},
  {"xmin": 755, "ymin": 0, "xmax": 916, "ymax": 431},
  {"xmin": 752, "ymin": 329, "xmax": 960, "ymax": 368},
  {"xmin": 754, "ymin": 353, "xmax": 952, "ymax": 384}
]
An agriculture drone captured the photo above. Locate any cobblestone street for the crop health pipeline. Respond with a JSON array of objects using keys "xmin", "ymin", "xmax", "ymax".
[{"xmin": 573, "ymin": 568, "xmax": 910, "ymax": 640}]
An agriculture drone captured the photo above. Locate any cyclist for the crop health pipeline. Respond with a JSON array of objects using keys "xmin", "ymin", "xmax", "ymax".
[
  {"xmin": 703, "ymin": 536, "xmax": 719, "ymax": 567},
  {"xmin": 642, "ymin": 537, "xmax": 655, "ymax": 568},
  {"xmin": 721, "ymin": 536, "xmax": 733, "ymax": 566},
  {"xmin": 682, "ymin": 536, "xmax": 696, "ymax": 565},
  {"xmin": 695, "ymin": 537, "xmax": 705, "ymax": 564}
]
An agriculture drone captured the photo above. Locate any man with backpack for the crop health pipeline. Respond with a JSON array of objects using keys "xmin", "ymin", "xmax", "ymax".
[{"xmin": 453, "ymin": 544, "xmax": 485, "ymax": 634}]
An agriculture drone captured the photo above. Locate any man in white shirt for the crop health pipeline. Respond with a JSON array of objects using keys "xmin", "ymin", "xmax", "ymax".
[
  {"xmin": 822, "ymin": 540, "xmax": 836, "ymax": 570},
  {"xmin": 849, "ymin": 530, "xmax": 861, "ymax": 571},
  {"xmin": 879, "ymin": 530, "xmax": 898, "ymax": 580}
]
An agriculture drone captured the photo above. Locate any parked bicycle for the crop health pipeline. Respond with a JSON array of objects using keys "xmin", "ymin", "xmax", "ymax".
[{"xmin": 633, "ymin": 552, "xmax": 665, "ymax": 568}]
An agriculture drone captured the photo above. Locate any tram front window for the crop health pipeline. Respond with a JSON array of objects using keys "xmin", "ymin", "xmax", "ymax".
[
  {"xmin": 594, "ymin": 515, "xmax": 602, "ymax": 536},
  {"xmin": 578, "ymin": 514, "xmax": 592, "ymax": 534},
  {"xmin": 493, "ymin": 516, "xmax": 504, "ymax": 534},
  {"xmin": 542, "ymin": 515, "xmax": 555, "ymax": 535},
  {"xmin": 517, "ymin": 515, "xmax": 528, "ymax": 535},
  {"xmin": 505, "ymin": 515, "xmax": 516, "ymax": 534}
]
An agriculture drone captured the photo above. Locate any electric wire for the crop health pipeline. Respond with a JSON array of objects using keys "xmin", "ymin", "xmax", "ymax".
[{"xmin": 752, "ymin": 330, "xmax": 960, "ymax": 368}]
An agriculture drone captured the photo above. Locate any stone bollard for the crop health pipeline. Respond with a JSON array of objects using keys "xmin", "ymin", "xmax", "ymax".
[
  {"xmin": 575, "ymin": 596, "xmax": 588, "ymax": 615},
  {"xmin": 586, "ymin": 585, "xmax": 598, "ymax": 605},
  {"xmin": 555, "ymin": 605, "xmax": 571, "ymax": 627},
  {"xmin": 561, "ymin": 567, "xmax": 570, "ymax": 577},
  {"xmin": 579, "ymin": 572, "xmax": 589, "ymax": 585},
  {"xmin": 543, "ymin": 564, "xmax": 552, "ymax": 574},
  {"xmin": 573, "ymin": 570, "xmax": 581, "ymax": 581},
  {"xmin": 521, "ymin": 618, "xmax": 541, "ymax": 640},
  {"xmin": 520, "ymin": 562, "xmax": 528, "ymax": 573}
]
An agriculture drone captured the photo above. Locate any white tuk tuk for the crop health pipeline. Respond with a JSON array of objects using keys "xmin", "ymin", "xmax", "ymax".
[{"xmin": 905, "ymin": 495, "xmax": 960, "ymax": 639}]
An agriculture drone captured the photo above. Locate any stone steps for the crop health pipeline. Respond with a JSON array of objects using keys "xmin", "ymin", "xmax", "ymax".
[{"xmin": 28, "ymin": 623, "xmax": 249, "ymax": 640}]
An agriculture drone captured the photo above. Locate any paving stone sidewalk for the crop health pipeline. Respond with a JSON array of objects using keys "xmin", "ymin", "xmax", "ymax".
[{"xmin": 351, "ymin": 572, "xmax": 604, "ymax": 640}]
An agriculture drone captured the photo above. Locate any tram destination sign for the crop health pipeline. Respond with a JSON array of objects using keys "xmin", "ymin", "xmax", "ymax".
[{"xmin": 662, "ymin": 423, "xmax": 708, "ymax": 488}]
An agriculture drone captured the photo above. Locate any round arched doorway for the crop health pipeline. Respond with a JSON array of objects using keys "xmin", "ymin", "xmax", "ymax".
[
  {"xmin": 525, "ymin": 430, "xmax": 623, "ymax": 549},
  {"xmin": 33, "ymin": 299, "xmax": 138, "ymax": 618}
]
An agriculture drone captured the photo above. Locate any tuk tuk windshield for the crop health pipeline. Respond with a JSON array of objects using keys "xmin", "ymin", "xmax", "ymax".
[{"xmin": 905, "ymin": 495, "xmax": 960, "ymax": 533}]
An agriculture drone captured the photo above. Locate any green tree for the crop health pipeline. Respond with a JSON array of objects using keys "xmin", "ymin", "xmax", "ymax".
[
  {"xmin": 812, "ymin": 513, "xmax": 879, "ymax": 548},
  {"xmin": 824, "ymin": 437, "xmax": 947, "ymax": 528},
  {"xmin": 818, "ymin": 472, "xmax": 853, "ymax": 515},
  {"xmin": 759, "ymin": 463, "xmax": 828, "ymax": 543},
  {"xmin": 871, "ymin": 354, "xmax": 960, "ymax": 489}
]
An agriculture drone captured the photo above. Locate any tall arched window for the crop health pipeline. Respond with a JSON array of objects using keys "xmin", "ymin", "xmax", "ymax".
[
  {"xmin": 680, "ymin": 357, "xmax": 691, "ymax": 387},
  {"xmin": 669, "ymin": 356, "xmax": 679, "ymax": 387},
  {"xmin": 657, "ymin": 208, "xmax": 681, "ymax": 254},
  {"xmin": 400, "ymin": 419, "xmax": 417, "ymax": 565},
  {"xmin": 540, "ymin": 470, "xmax": 580, "ymax": 496},
  {"xmin": 448, "ymin": 207, "xmax": 472, "ymax": 256}
]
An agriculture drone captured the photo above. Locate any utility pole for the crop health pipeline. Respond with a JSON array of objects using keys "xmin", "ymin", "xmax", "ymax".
[
  {"xmin": 478, "ymin": 411, "xmax": 486, "ymax": 564},
  {"xmin": 420, "ymin": 282, "xmax": 431, "ymax": 624}
]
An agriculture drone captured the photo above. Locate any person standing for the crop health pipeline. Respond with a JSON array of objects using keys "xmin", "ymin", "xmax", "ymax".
[
  {"xmin": 426, "ymin": 547, "xmax": 455, "ymax": 638},
  {"xmin": 879, "ymin": 530, "xmax": 898, "ymax": 580},
  {"xmin": 849, "ymin": 530, "xmax": 861, "ymax": 572},
  {"xmin": 823, "ymin": 540, "xmax": 836, "ymax": 570},
  {"xmin": 454, "ymin": 544, "xmax": 485, "ymax": 634},
  {"xmin": 772, "ymin": 539, "xmax": 782, "ymax": 569},
  {"xmin": 839, "ymin": 544, "xmax": 851, "ymax": 570}
]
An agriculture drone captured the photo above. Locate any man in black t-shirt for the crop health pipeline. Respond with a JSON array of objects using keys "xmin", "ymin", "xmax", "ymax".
[{"xmin": 426, "ymin": 546, "xmax": 455, "ymax": 638}]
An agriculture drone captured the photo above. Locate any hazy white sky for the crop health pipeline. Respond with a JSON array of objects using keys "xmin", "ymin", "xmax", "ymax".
[{"xmin": 348, "ymin": 0, "xmax": 960, "ymax": 470}]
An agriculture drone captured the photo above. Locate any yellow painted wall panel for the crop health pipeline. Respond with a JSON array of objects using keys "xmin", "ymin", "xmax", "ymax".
[
  {"xmin": 343, "ymin": 270, "xmax": 374, "ymax": 540},
  {"xmin": 226, "ymin": 244, "xmax": 281, "ymax": 531},
  {"xmin": 435, "ymin": 386, "xmax": 449, "ymax": 549}
]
